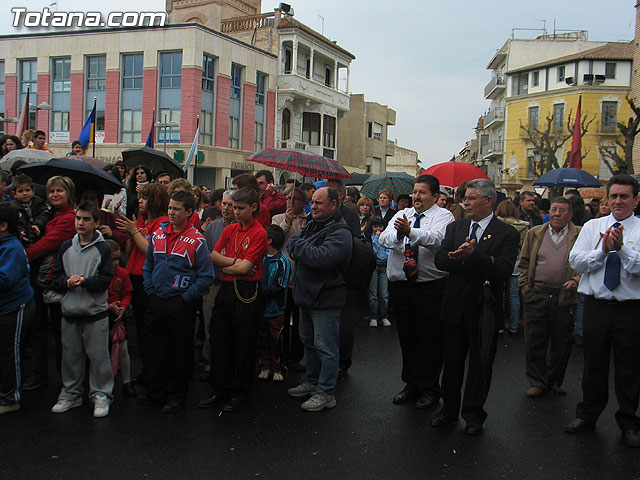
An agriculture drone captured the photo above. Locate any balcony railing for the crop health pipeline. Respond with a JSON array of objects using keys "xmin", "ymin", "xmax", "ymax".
[
  {"xmin": 484, "ymin": 74, "xmax": 505, "ymax": 98},
  {"xmin": 481, "ymin": 140, "xmax": 503, "ymax": 157},
  {"xmin": 221, "ymin": 13, "xmax": 275, "ymax": 33},
  {"xmin": 482, "ymin": 107, "xmax": 505, "ymax": 128},
  {"xmin": 599, "ymin": 119, "xmax": 618, "ymax": 134}
]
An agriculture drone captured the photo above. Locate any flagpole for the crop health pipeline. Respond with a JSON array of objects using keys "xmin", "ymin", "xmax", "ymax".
[
  {"xmin": 91, "ymin": 97, "xmax": 97, "ymax": 158},
  {"xmin": 25, "ymin": 84, "xmax": 30, "ymax": 132}
]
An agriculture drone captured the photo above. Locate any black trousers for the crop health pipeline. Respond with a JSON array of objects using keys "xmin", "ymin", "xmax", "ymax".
[
  {"xmin": 441, "ymin": 317, "xmax": 498, "ymax": 424},
  {"xmin": 210, "ymin": 281, "xmax": 263, "ymax": 400},
  {"xmin": 140, "ymin": 295, "xmax": 196, "ymax": 404},
  {"xmin": 281, "ymin": 287, "xmax": 303, "ymax": 366},
  {"xmin": 27, "ymin": 289, "xmax": 61, "ymax": 383},
  {"xmin": 0, "ymin": 300, "xmax": 34, "ymax": 405},
  {"xmin": 389, "ymin": 278, "xmax": 446, "ymax": 398},
  {"xmin": 339, "ymin": 286, "xmax": 366, "ymax": 371},
  {"xmin": 577, "ymin": 296, "xmax": 640, "ymax": 431},
  {"xmin": 523, "ymin": 289, "xmax": 573, "ymax": 389}
]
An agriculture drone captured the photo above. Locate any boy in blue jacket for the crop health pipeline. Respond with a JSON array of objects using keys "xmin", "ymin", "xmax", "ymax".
[
  {"xmin": 0, "ymin": 202, "xmax": 34, "ymax": 415},
  {"xmin": 257, "ymin": 225, "xmax": 290, "ymax": 382},
  {"xmin": 140, "ymin": 190, "xmax": 214, "ymax": 413}
]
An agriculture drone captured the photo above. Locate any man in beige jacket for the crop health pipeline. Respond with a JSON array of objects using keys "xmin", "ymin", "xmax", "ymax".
[{"xmin": 518, "ymin": 197, "xmax": 581, "ymax": 398}]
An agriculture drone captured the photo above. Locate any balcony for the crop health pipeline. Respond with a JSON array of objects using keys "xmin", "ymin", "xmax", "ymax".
[
  {"xmin": 599, "ymin": 119, "xmax": 618, "ymax": 135},
  {"xmin": 484, "ymin": 74, "xmax": 505, "ymax": 99},
  {"xmin": 221, "ymin": 13, "xmax": 275, "ymax": 34},
  {"xmin": 277, "ymin": 73, "xmax": 350, "ymax": 112},
  {"xmin": 481, "ymin": 108, "xmax": 505, "ymax": 129},
  {"xmin": 481, "ymin": 140, "xmax": 503, "ymax": 159}
]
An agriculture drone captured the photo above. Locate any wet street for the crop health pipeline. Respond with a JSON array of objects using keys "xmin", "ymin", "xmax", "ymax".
[{"xmin": 3, "ymin": 321, "xmax": 640, "ymax": 480}]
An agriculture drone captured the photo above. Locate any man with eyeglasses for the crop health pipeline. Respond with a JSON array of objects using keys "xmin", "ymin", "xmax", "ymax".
[
  {"xmin": 566, "ymin": 174, "xmax": 640, "ymax": 448},
  {"xmin": 518, "ymin": 197, "xmax": 581, "ymax": 399},
  {"xmin": 432, "ymin": 178, "xmax": 519, "ymax": 435},
  {"xmin": 272, "ymin": 188, "xmax": 308, "ymax": 370}
]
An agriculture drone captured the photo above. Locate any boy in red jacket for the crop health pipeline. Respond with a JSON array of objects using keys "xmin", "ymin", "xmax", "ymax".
[{"xmin": 106, "ymin": 240, "xmax": 135, "ymax": 397}]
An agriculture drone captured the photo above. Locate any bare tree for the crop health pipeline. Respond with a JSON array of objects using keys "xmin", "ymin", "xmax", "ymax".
[
  {"xmin": 598, "ymin": 95, "xmax": 640, "ymax": 175},
  {"xmin": 520, "ymin": 109, "xmax": 595, "ymax": 177}
]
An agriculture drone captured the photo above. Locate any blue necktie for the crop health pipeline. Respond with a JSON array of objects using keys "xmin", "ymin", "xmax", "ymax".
[
  {"xmin": 470, "ymin": 222, "xmax": 480, "ymax": 242},
  {"xmin": 604, "ymin": 222, "xmax": 622, "ymax": 291},
  {"xmin": 413, "ymin": 213, "xmax": 424, "ymax": 228}
]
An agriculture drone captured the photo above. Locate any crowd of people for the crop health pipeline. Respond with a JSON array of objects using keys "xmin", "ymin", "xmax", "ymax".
[{"xmin": 0, "ymin": 148, "xmax": 639, "ymax": 447}]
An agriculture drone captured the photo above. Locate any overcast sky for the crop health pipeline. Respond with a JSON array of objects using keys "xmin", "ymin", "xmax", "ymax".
[{"xmin": 1, "ymin": 1, "xmax": 635, "ymax": 167}]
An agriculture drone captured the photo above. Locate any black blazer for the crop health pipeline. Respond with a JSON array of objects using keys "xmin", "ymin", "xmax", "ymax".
[{"xmin": 434, "ymin": 216, "xmax": 519, "ymax": 327}]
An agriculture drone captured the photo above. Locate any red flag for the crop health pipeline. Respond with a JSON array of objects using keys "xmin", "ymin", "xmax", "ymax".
[
  {"xmin": 569, "ymin": 96, "xmax": 582, "ymax": 169},
  {"xmin": 15, "ymin": 85, "xmax": 30, "ymax": 136}
]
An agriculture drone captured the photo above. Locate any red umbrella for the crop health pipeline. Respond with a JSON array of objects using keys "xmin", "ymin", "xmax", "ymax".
[
  {"xmin": 247, "ymin": 148, "xmax": 351, "ymax": 180},
  {"xmin": 424, "ymin": 162, "xmax": 490, "ymax": 188}
]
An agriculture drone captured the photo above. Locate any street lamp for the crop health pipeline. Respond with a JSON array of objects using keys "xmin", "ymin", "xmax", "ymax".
[{"xmin": 155, "ymin": 114, "xmax": 179, "ymax": 153}]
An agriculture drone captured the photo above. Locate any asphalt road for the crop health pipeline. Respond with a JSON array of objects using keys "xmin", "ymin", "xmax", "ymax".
[{"xmin": 3, "ymin": 321, "xmax": 640, "ymax": 480}]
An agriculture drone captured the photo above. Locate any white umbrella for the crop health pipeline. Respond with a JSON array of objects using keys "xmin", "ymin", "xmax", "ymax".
[{"xmin": 0, "ymin": 148, "xmax": 55, "ymax": 172}]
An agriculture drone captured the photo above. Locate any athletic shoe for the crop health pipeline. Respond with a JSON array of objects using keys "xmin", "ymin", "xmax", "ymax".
[
  {"xmin": 369, "ymin": 319, "xmax": 378, "ymax": 327},
  {"xmin": 93, "ymin": 394, "xmax": 110, "ymax": 418},
  {"xmin": 287, "ymin": 381, "xmax": 317, "ymax": 398},
  {"xmin": 273, "ymin": 372, "xmax": 284, "ymax": 382},
  {"xmin": 381, "ymin": 318, "xmax": 391, "ymax": 327},
  {"xmin": 301, "ymin": 393, "xmax": 336, "ymax": 412},
  {"xmin": 0, "ymin": 403, "xmax": 20, "ymax": 415},
  {"xmin": 51, "ymin": 397, "xmax": 82, "ymax": 414},
  {"xmin": 258, "ymin": 370, "xmax": 271, "ymax": 380}
]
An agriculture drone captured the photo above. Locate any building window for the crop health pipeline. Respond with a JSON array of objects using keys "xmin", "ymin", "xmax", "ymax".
[
  {"xmin": 367, "ymin": 122, "xmax": 382, "ymax": 140},
  {"xmin": 120, "ymin": 53, "xmax": 143, "ymax": 142},
  {"xmin": 160, "ymin": 52, "xmax": 182, "ymax": 88},
  {"xmin": 529, "ymin": 106, "xmax": 539, "ymax": 130},
  {"xmin": 202, "ymin": 54, "xmax": 215, "ymax": 92},
  {"xmin": 553, "ymin": 103, "xmax": 564, "ymax": 132},
  {"xmin": 325, "ymin": 66, "xmax": 332, "ymax": 87},
  {"xmin": 602, "ymin": 101, "xmax": 618, "ymax": 133},
  {"xmin": 557, "ymin": 66, "xmax": 565, "ymax": 82},
  {"xmin": 52, "ymin": 111, "xmax": 69, "ymax": 131},
  {"xmin": 605, "ymin": 62, "xmax": 616, "ymax": 79},
  {"xmin": 302, "ymin": 112, "xmax": 320, "ymax": 145},
  {"xmin": 527, "ymin": 148, "xmax": 539, "ymax": 179},
  {"xmin": 229, "ymin": 64, "xmax": 243, "ymax": 149},
  {"xmin": 254, "ymin": 72, "xmax": 266, "ymax": 151},
  {"xmin": 200, "ymin": 110, "xmax": 213, "ymax": 146},
  {"xmin": 122, "ymin": 54, "xmax": 143, "ymax": 89},
  {"xmin": 532, "ymin": 71, "xmax": 539, "ymax": 87},
  {"xmin": 323, "ymin": 115, "xmax": 335, "ymax": 148},
  {"xmin": 86, "ymin": 56, "xmax": 106, "ymax": 90},
  {"xmin": 511, "ymin": 73, "xmax": 528, "ymax": 96},
  {"xmin": 19, "ymin": 59, "xmax": 37, "ymax": 129},
  {"xmin": 282, "ymin": 108, "xmax": 291, "ymax": 141},
  {"xmin": 306, "ymin": 57, "xmax": 311, "ymax": 79},
  {"xmin": 284, "ymin": 48, "xmax": 292, "ymax": 74},
  {"xmin": 323, "ymin": 149, "xmax": 334, "ymax": 159},
  {"xmin": 52, "ymin": 58, "xmax": 71, "ymax": 92}
]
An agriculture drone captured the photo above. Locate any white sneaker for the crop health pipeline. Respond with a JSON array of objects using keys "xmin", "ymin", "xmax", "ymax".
[
  {"xmin": 369, "ymin": 319, "xmax": 378, "ymax": 327},
  {"xmin": 258, "ymin": 369, "xmax": 271, "ymax": 380},
  {"xmin": 382, "ymin": 318, "xmax": 391, "ymax": 327},
  {"xmin": 287, "ymin": 381, "xmax": 317, "ymax": 398},
  {"xmin": 93, "ymin": 394, "xmax": 110, "ymax": 418},
  {"xmin": 51, "ymin": 397, "xmax": 82, "ymax": 414},
  {"xmin": 273, "ymin": 372, "xmax": 284, "ymax": 382},
  {"xmin": 301, "ymin": 392, "xmax": 336, "ymax": 412}
]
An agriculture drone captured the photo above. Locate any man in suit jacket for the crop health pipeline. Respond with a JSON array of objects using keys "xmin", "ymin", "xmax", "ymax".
[
  {"xmin": 431, "ymin": 178, "xmax": 519, "ymax": 435},
  {"xmin": 374, "ymin": 189, "xmax": 397, "ymax": 227}
]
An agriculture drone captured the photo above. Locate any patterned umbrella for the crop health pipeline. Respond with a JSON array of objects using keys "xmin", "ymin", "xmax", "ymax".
[
  {"xmin": 360, "ymin": 171, "xmax": 415, "ymax": 199},
  {"xmin": 247, "ymin": 148, "xmax": 351, "ymax": 179},
  {"xmin": 424, "ymin": 161, "xmax": 490, "ymax": 188}
]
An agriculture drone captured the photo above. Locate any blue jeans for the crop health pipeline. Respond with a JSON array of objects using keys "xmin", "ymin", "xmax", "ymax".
[
  {"xmin": 299, "ymin": 307, "xmax": 341, "ymax": 395},
  {"xmin": 368, "ymin": 264, "xmax": 389, "ymax": 320},
  {"xmin": 508, "ymin": 275, "xmax": 520, "ymax": 332},
  {"xmin": 573, "ymin": 295, "xmax": 584, "ymax": 339}
]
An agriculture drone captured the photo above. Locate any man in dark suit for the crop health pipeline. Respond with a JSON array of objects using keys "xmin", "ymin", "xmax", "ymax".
[
  {"xmin": 431, "ymin": 178, "xmax": 519, "ymax": 435},
  {"xmin": 374, "ymin": 189, "xmax": 397, "ymax": 227}
]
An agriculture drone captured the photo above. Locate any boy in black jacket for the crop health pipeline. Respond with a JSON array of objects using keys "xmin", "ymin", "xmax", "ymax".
[{"xmin": 11, "ymin": 174, "xmax": 50, "ymax": 246}]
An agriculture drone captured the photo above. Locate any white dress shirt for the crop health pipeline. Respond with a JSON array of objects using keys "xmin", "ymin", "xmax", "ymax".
[
  {"xmin": 569, "ymin": 213, "xmax": 640, "ymax": 301},
  {"xmin": 468, "ymin": 213, "xmax": 493, "ymax": 243},
  {"xmin": 549, "ymin": 223, "xmax": 569, "ymax": 245},
  {"xmin": 379, "ymin": 204, "xmax": 454, "ymax": 282}
]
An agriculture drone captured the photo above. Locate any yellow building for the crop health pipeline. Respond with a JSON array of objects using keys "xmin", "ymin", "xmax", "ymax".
[{"xmin": 503, "ymin": 42, "xmax": 633, "ymax": 187}]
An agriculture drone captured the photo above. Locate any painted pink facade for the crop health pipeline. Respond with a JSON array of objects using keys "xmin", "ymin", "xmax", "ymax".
[
  {"xmin": 265, "ymin": 91, "xmax": 276, "ymax": 149},
  {"xmin": 142, "ymin": 69, "xmax": 158, "ymax": 143},
  {"xmin": 5, "ymin": 77, "xmax": 17, "ymax": 134},
  {"xmin": 215, "ymin": 76, "xmax": 231, "ymax": 148},
  {"xmin": 36, "ymin": 74, "xmax": 50, "ymax": 135},
  {"xmin": 180, "ymin": 67, "xmax": 202, "ymax": 142},
  {"xmin": 105, "ymin": 71, "xmax": 120, "ymax": 143},
  {"xmin": 70, "ymin": 73, "xmax": 84, "ymax": 140},
  {"xmin": 241, "ymin": 84, "xmax": 256, "ymax": 151}
]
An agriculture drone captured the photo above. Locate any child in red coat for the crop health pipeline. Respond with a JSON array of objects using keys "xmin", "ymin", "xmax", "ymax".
[{"xmin": 106, "ymin": 240, "xmax": 135, "ymax": 397}]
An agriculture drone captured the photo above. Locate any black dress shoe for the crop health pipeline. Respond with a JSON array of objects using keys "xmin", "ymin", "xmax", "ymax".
[
  {"xmin": 622, "ymin": 429, "xmax": 640, "ymax": 448},
  {"xmin": 414, "ymin": 394, "xmax": 438, "ymax": 409},
  {"xmin": 565, "ymin": 418, "xmax": 595, "ymax": 434},
  {"xmin": 162, "ymin": 400, "xmax": 182, "ymax": 414},
  {"xmin": 393, "ymin": 388, "xmax": 419, "ymax": 405},
  {"xmin": 122, "ymin": 383, "xmax": 137, "ymax": 398},
  {"xmin": 221, "ymin": 397, "xmax": 243, "ymax": 412},
  {"xmin": 22, "ymin": 379, "xmax": 47, "ymax": 391},
  {"xmin": 197, "ymin": 393, "xmax": 227, "ymax": 409},
  {"xmin": 430, "ymin": 412, "xmax": 457, "ymax": 427},
  {"xmin": 465, "ymin": 422, "xmax": 483, "ymax": 435}
]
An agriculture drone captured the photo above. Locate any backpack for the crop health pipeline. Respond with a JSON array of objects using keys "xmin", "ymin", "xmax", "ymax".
[{"xmin": 316, "ymin": 223, "xmax": 377, "ymax": 291}]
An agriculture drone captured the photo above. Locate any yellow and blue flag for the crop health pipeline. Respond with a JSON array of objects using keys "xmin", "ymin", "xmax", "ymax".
[{"xmin": 78, "ymin": 99, "xmax": 96, "ymax": 155}]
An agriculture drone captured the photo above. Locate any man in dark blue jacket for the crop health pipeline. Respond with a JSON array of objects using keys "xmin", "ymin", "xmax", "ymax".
[
  {"xmin": 140, "ymin": 190, "xmax": 214, "ymax": 413},
  {"xmin": 286, "ymin": 187, "xmax": 352, "ymax": 412}
]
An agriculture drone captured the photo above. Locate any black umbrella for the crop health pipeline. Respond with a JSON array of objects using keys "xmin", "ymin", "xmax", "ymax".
[
  {"xmin": 17, "ymin": 157, "xmax": 123, "ymax": 195},
  {"xmin": 122, "ymin": 146, "xmax": 183, "ymax": 179},
  {"xmin": 343, "ymin": 172, "xmax": 371, "ymax": 186}
]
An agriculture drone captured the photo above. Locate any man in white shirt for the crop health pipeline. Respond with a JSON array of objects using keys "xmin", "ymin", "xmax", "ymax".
[
  {"xmin": 565, "ymin": 174, "xmax": 640, "ymax": 448},
  {"xmin": 379, "ymin": 174, "xmax": 454, "ymax": 409}
]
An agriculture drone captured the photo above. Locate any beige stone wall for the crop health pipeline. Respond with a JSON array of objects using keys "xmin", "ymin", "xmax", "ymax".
[
  {"xmin": 386, "ymin": 145, "xmax": 419, "ymax": 177},
  {"xmin": 167, "ymin": 0, "xmax": 262, "ymax": 30}
]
